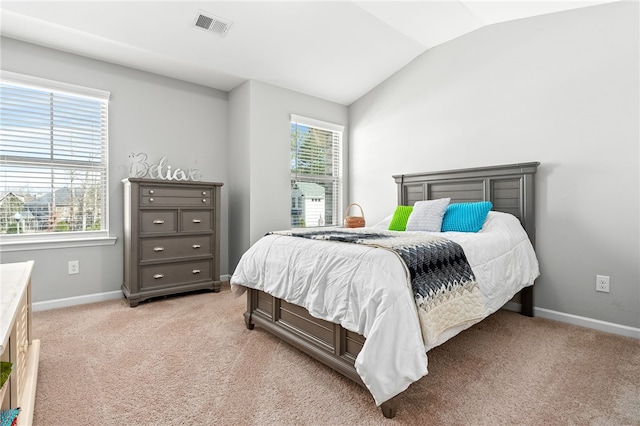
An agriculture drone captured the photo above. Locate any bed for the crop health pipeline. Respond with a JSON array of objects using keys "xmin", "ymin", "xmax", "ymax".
[{"xmin": 230, "ymin": 162, "xmax": 540, "ymax": 418}]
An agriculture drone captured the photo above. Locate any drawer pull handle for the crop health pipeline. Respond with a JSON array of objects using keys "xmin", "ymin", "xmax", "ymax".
[
  {"xmin": 202, "ymin": 191, "xmax": 207, "ymax": 196},
  {"xmin": 192, "ymin": 269, "xmax": 201, "ymax": 274},
  {"xmin": 149, "ymin": 190, "xmax": 155, "ymax": 194},
  {"xmin": 202, "ymin": 199, "xmax": 207, "ymax": 203},
  {"xmin": 149, "ymin": 198, "xmax": 154, "ymax": 202},
  {"xmin": 192, "ymin": 244, "xmax": 201, "ymax": 249},
  {"xmin": 153, "ymin": 219, "xmax": 165, "ymax": 224},
  {"xmin": 153, "ymin": 247, "xmax": 165, "ymax": 252},
  {"xmin": 192, "ymin": 219, "xmax": 201, "ymax": 223},
  {"xmin": 153, "ymin": 274, "xmax": 164, "ymax": 279}
]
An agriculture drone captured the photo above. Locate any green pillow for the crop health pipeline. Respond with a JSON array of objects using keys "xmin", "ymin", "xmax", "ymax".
[{"xmin": 388, "ymin": 206, "xmax": 413, "ymax": 231}]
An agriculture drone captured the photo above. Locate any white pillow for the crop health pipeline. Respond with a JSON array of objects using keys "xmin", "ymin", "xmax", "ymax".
[{"xmin": 405, "ymin": 198, "xmax": 451, "ymax": 232}]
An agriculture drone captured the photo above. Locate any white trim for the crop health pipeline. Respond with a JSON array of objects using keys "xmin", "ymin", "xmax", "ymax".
[
  {"xmin": 33, "ymin": 276, "xmax": 232, "ymax": 312},
  {"xmin": 33, "ymin": 289, "xmax": 640, "ymax": 340},
  {"xmin": 290, "ymin": 114, "xmax": 344, "ymax": 133},
  {"xmin": 502, "ymin": 302, "xmax": 640, "ymax": 339},
  {"xmin": 0, "ymin": 235, "xmax": 117, "ymax": 252},
  {"xmin": 1, "ymin": 70, "xmax": 110, "ymax": 100},
  {"xmin": 33, "ymin": 290, "xmax": 123, "ymax": 312}
]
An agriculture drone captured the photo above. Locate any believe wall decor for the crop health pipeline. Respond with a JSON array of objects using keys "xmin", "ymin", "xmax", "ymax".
[{"xmin": 128, "ymin": 153, "xmax": 202, "ymax": 181}]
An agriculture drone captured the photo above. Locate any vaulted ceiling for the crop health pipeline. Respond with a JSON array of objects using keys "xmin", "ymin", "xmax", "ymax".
[{"xmin": 0, "ymin": 1, "xmax": 615, "ymax": 105}]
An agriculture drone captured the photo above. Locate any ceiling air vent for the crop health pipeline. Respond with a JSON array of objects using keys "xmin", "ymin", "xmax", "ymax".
[{"xmin": 193, "ymin": 10, "xmax": 232, "ymax": 37}]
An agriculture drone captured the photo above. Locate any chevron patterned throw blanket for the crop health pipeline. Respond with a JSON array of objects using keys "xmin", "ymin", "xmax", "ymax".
[{"xmin": 271, "ymin": 228, "xmax": 488, "ymax": 346}]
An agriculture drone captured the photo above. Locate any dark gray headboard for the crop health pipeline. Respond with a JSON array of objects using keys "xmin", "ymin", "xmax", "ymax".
[{"xmin": 393, "ymin": 162, "xmax": 540, "ymax": 246}]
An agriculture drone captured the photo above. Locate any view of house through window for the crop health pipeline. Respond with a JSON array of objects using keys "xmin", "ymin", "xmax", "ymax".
[
  {"xmin": 0, "ymin": 71, "xmax": 109, "ymax": 237},
  {"xmin": 290, "ymin": 115, "xmax": 343, "ymax": 228}
]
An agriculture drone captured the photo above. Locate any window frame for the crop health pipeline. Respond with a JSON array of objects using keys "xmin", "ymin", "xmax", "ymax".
[
  {"xmin": 290, "ymin": 114, "xmax": 344, "ymax": 228},
  {"xmin": 0, "ymin": 71, "xmax": 115, "ymax": 252}
]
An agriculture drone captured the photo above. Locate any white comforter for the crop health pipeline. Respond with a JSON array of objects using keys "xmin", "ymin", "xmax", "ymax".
[{"xmin": 230, "ymin": 211, "xmax": 540, "ymax": 406}]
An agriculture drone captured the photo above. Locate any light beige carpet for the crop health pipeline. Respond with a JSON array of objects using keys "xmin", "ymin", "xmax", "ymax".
[{"xmin": 32, "ymin": 284, "xmax": 640, "ymax": 425}]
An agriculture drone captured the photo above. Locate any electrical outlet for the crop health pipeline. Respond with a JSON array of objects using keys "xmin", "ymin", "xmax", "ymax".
[
  {"xmin": 68, "ymin": 260, "xmax": 80, "ymax": 275},
  {"xmin": 596, "ymin": 275, "xmax": 609, "ymax": 293}
]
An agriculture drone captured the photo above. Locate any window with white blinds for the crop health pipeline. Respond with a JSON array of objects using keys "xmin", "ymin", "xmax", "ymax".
[
  {"xmin": 0, "ymin": 71, "xmax": 110, "ymax": 238},
  {"xmin": 290, "ymin": 114, "xmax": 343, "ymax": 228}
]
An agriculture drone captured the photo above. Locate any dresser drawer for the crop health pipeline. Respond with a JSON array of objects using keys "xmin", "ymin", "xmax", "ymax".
[
  {"xmin": 140, "ymin": 210, "xmax": 177, "ymax": 234},
  {"xmin": 140, "ymin": 260, "xmax": 212, "ymax": 290},
  {"xmin": 182, "ymin": 210, "xmax": 213, "ymax": 232},
  {"xmin": 140, "ymin": 235, "xmax": 212, "ymax": 261},
  {"xmin": 140, "ymin": 186, "xmax": 213, "ymax": 207},
  {"xmin": 141, "ymin": 196, "xmax": 212, "ymax": 207},
  {"xmin": 141, "ymin": 186, "xmax": 211, "ymax": 199}
]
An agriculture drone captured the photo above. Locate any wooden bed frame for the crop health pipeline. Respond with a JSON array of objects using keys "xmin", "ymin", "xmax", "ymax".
[{"xmin": 243, "ymin": 162, "xmax": 540, "ymax": 418}]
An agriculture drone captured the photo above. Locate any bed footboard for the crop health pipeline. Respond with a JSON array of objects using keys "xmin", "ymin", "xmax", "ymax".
[{"xmin": 244, "ymin": 288, "xmax": 398, "ymax": 418}]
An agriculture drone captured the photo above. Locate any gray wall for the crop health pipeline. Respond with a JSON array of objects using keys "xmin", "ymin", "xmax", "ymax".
[
  {"xmin": 228, "ymin": 80, "xmax": 348, "ymax": 269},
  {"xmin": 348, "ymin": 2, "xmax": 639, "ymax": 328},
  {"xmin": 0, "ymin": 37, "xmax": 229, "ymax": 303},
  {"xmin": 0, "ymin": 38, "xmax": 347, "ymax": 304},
  {"xmin": 227, "ymin": 81, "xmax": 252, "ymax": 278}
]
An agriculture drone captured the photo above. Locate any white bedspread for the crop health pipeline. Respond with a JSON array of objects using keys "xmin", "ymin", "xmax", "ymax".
[{"xmin": 230, "ymin": 211, "xmax": 540, "ymax": 406}]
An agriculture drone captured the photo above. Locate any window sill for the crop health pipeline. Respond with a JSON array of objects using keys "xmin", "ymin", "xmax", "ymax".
[{"xmin": 0, "ymin": 235, "xmax": 117, "ymax": 252}]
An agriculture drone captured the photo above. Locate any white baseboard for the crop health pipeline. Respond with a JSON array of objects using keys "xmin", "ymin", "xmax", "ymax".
[
  {"xmin": 503, "ymin": 302, "xmax": 640, "ymax": 339},
  {"xmin": 33, "ymin": 274, "xmax": 233, "ymax": 312},
  {"xmin": 33, "ymin": 290, "xmax": 123, "ymax": 312},
  {"xmin": 34, "ymin": 285, "xmax": 638, "ymax": 340}
]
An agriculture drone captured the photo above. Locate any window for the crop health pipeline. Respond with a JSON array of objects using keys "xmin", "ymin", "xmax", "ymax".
[
  {"xmin": 290, "ymin": 114, "xmax": 343, "ymax": 228},
  {"xmin": 0, "ymin": 71, "xmax": 110, "ymax": 246}
]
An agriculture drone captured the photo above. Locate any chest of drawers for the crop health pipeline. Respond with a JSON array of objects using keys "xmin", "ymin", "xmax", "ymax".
[{"xmin": 122, "ymin": 178, "xmax": 223, "ymax": 307}]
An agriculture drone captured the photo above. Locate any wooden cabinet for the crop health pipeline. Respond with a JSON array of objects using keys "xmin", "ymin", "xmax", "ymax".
[
  {"xmin": 1, "ymin": 261, "xmax": 40, "ymax": 425},
  {"xmin": 122, "ymin": 178, "xmax": 223, "ymax": 307}
]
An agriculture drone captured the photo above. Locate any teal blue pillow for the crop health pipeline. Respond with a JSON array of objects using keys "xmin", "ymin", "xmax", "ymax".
[
  {"xmin": 388, "ymin": 206, "xmax": 413, "ymax": 231},
  {"xmin": 441, "ymin": 201, "xmax": 493, "ymax": 232}
]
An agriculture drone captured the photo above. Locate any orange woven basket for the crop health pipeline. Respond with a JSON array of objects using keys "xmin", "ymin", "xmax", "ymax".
[{"xmin": 343, "ymin": 203, "xmax": 366, "ymax": 228}]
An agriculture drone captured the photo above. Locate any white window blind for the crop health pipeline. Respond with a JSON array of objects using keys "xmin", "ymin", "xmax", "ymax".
[
  {"xmin": 0, "ymin": 71, "xmax": 110, "ymax": 237},
  {"xmin": 290, "ymin": 114, "xmax": 343, "ymax": 228}
]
